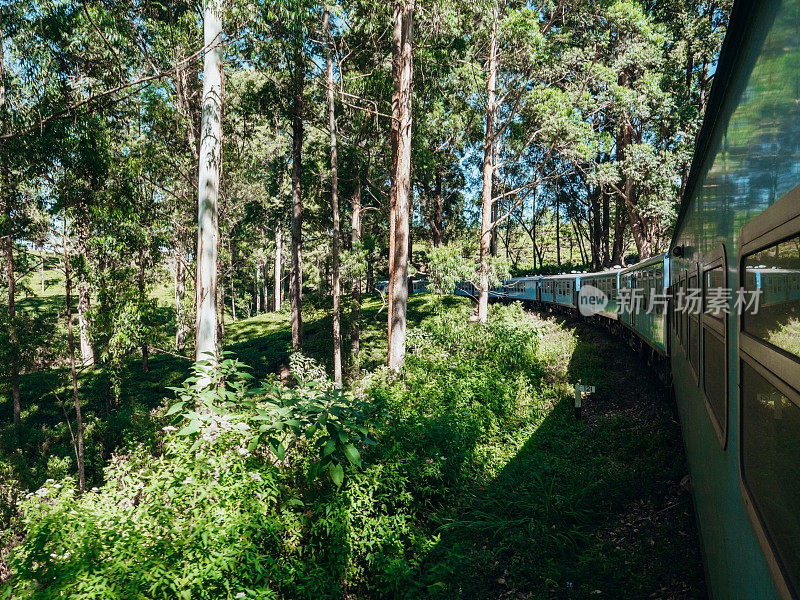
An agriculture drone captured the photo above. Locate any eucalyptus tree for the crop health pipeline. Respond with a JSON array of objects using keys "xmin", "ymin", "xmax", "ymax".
[
  {"xmin": 195, "ymin": 0, "xmax": 224, "ymax": 367},
  {"xmin": 387, "ymin": 0, "xmax": 414, "ymax": 372}
]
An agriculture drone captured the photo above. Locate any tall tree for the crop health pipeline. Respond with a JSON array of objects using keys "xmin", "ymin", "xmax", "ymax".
[
  {"xmin": 289, "ymin": 44, "xmax": 304, "ymax": 350},
  {"xmin": 477, "ymin": 3, "xmax": 498, "ymax": 324},
  {"xmin": 324, "ymin": 8, "xmax": 343, "ymax": 387},
  {"xmin": 195, "ymin": 0, "xmax": 223, "ymax": 367},
  {"xmin": 387, "ymin": 0, "xmax": 414, "ymax": 372}
]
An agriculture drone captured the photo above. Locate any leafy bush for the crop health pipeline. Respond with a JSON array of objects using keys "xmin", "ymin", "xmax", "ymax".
[{"xmin": 4, "ymin": 302, "xmax": 552, "ymax": 599}]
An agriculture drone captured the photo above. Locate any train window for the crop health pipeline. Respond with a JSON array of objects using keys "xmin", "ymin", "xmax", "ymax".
[
  {"xmin": 702, "ymin": 248, "xmax": 728, "ymax": 446},
  {"xmin": 740, "ymin": 361, "xmax": 800, "ymax": 597},
  {"xmin": 688, "ymin": 271, "xmax": 699, "ymax": 382},
  {"xmin": 678, "ymin": 272, "xmax": 687, "ymax": 352},
  {"xmin": 743, "ymin": 232, "xmax": 800, "ymax": 360},
  {"xmin": 738, "ymin": 189, "xmax": 800, "ymax": 598}
]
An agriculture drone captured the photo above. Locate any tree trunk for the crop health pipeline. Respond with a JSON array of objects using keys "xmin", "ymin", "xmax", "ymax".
[
  {"xmin": 274, "ymin": 223, "xmax": 282, "ymax": 311},
  {"xmin": 290, "ymin": 45, "xmax": 304, "ymax": 350},
  {"xmin": 138, "ymin": 246, "xmax": 149, "ymax": 372},
  {"xmin": 175, "ymin": 240, "xmax": 187, "ymax": 351},
  {"xmin": 602, "ymin": 190, "xmax": 610, "ymax": 267},
  {"xmin": 255, "ymin": 262, "xmax": 261, "ymax": 314},
  {"xmin": 325, "ymin": 9, "xmax": 342, "ymax": 387},
  {"xmin": 40, "ymin": 247, "xmax": 46, "ymax": 293},
  {"xmin": 350, "ymin": 178, "xmax": 362, "ymax": 369},
  {"xmin": 590, "ymin": 186, "xmax": 601, "ymax": 270},
  {"xmin": 612, "ymin": 195, "xmax": 626, "ymax": 266},
  {"xmin": 2, "ymin": 174, "xmax": 20, "ymax": 427},
  {"xmin": 477, "ymin": 5, "xmax": 497, "ymax": 324},
  {"xmin": 387, "ymin": 0, "xmax": 414, "ymax": 371},
  {"xmin": 0, "ymin": 34, "xmax": 19, "ymax": 426},
  {"xmin": 432, "ymin": 166, "xmax": 443, "ymax": 246},
  {"xmin": 555, "ymin": 192, "xmax": 561, "ymax": 268},
  {"xmin": 194, "ymin": 0, "xmax": 223, "ymax": 369},
  {"xmin": 228, "ymin": 247, "xmax": 236, "ymax": 322},
  {"xmin": 63, "ymin": 223, "xmax": 85, "ymax": 493}
]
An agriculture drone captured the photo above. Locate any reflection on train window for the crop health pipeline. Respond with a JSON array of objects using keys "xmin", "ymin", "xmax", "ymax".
[
  {"xmin": 688, "ymin": 274, "xmax": 699, "ymax": 377},
  {"xmin": 744, "ymin": 233, "xmax": 800, "ymax": 358},
  {"xmin": 703, "ymin": 328, "xmax": 726, "ymax": 434},
  {"xmin": 704, "ymin": 266, "xmax": 726, "ymax": 319},
  {"xmin": 702, "ymin": 260, "xmax": 727, "ymax": 439},
  {"xmin": 741, "ymin": 361, "xmax": 800, "ymax": 596}
]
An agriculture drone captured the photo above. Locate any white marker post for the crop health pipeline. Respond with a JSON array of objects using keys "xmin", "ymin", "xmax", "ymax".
[{"xmin": 574, "ymin": 384, "xmax": 595, "ymax": 419}]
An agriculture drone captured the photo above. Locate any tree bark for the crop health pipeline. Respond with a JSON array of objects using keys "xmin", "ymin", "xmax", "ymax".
[
  {"xmin": 254, "ymin": 261, "xmax": 261, "ymax": 314},
  {"xmin": 325, "ymin": 9, "xmax": 342, "ymax": 387},
  {"xmin": 2, "ymin": 170, "xmax": 20, "ymax": 427},
  {"xmin": 432, "ymin": 166, "xmax": 443, "ymax": 246},
  {"xmin": 138, "ymin": 246, "xmax": 149, "ymax": 372},
  {"xmin": 274, "ymin": 223, "xmax": 282, "ymax": 311},
  {"xmin": 289, "ymin": 45, "xmax": 304, "ymax": 350},
  {"xmin": 194, "ymin": 0, "xmax": 223, "ymax": 369},
  {"xmin": 477, "ymin": 4, "xmax": 497, "ymax": 324},
  {"xmin": 612, "ymin": 195, "xmax": 626, "ymax": 266},
  {"xmin": 590, "ymin": 186, "xmax": 601, "ymax": 270},
  {"xmin": 350, "ymin": 178, "xmax": 362, "ymax": 368},
  {"xmin": 0, "ymin": 30, "xmax": 18, "ymax": 428},
  {"xmin": 387, "ymin": 0, "xmax": 414, "ymax": 371},
  {"xmin": 555, "ymin": 191, "xmax": 561, "ymax": 268},
  {"xmin": 602, "ymin": 190, "xmax": 610, "ymax": 267},
  {"xmin": 63, "ymin": 223, "xmax": 85, "ymax": 493},
  {"xmin": 175, "ymin": 240, "xmax": 187, "ymax": 351},
  {"xmin": 228, "ymin": 245, "xmax": 236, "ymax": 322}
]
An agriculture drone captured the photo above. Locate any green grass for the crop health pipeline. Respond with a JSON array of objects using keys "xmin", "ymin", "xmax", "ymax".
[{"xmin": 0, "ymin": 294, "xmax": 705, "ymax": 598}]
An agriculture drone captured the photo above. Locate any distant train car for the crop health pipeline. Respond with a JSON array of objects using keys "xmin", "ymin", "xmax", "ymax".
[
  {"xmin": 618, "ymin": 253, "xmax": 669, "ymax": 354},
  {"xmin": 539, "ymin": 273, "xmax": 580, "ymax": 307},
  {"xmin": 579, "ymin": 268, "xmax": 621, "ymax": 319},
  {"xmin": 373, "ymin": 279, "xmax": 429, "ymax": 294},
  {"xmin": 453, "ymin": 280, "xmax": 505, "ymax": 299},
  {"xmin": 503, "ymin": 276, "xmax": 540, "ymax": 302},
  {"xmin": 411, "ymin": 278, "xmax": 430, "ymax": 294}
]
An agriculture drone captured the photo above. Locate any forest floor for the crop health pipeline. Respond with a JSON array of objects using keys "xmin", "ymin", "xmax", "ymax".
[{"xmin": 0, "ymin": 293, "xmax": 707, "ymax": 599}]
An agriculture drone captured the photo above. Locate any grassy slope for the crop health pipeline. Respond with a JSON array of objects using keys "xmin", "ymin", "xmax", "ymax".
[{"xmin": 0, "ymin": 281, "xmax": 705, "ymax": 598}]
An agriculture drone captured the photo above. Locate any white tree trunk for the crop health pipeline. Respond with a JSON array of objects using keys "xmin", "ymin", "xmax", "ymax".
[
  {"xmin": 478, "ymin": 6, "xmax": 498, "ymax": 324},
  {"xmin": 194, "ymin": 0, "xmax": 223, "ymax": 370},
  {"xmin": 325, "ymin": 9, "xmax": 343, "ymax": 387},
  {"xmin": 274, "ymin": 224, "xmax": 282, "ymax": 311},
  {"xmin": 77, "ymin": 283, "xmax": 95, "ymax": 366},
  {"xmin": 387, "ymin": 0, "xmax": 414, "ymax": 372}
]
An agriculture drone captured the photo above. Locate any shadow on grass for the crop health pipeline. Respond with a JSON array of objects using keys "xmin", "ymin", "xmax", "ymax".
[{"xmin": 406, "ymin": 315, "xmax": 706, "ymax": 600}]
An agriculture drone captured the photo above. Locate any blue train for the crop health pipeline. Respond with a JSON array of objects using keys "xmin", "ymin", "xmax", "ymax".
[{"xmin": 456, "ymin": 1, "xmax": 800, "ymax": 596}]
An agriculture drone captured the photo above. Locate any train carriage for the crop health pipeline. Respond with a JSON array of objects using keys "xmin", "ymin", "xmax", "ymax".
[
  {"xmin": 503, "ymin": 276, "xmax": 540, "ymax": 302},
  {"xmin": 539, "ymin": 273, "xmax": 580, "ymax": 307},
  {"xmin": 579, "ymin": 268, "xmax": 621, "ymax": 320},
  {"xmin": 668, "ymin": 0, "xmax": 800, "ymax": 597},
  {"xmin": 618, "ymin": 253, "xmax": 670, "ymax": 354}
]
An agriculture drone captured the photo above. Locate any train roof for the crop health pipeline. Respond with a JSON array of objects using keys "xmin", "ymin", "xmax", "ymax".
[{"xmin": 620, "ymin": 252, "xmax": 669, "ymax": 274}]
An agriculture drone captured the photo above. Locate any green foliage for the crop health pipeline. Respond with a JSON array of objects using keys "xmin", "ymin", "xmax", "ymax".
[{"xmin": 167, "ymin": 353, "xmax": 375, "ymax": 489}]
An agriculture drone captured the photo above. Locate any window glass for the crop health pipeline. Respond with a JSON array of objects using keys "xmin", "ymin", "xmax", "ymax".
[
  {"xmin": 689, "ymin": 274, "xmax": 699, "ymax": 374},
  {"xmin": 744, "ymin": 233, "xmax": 800, "ymax": 358},
  {"xmin": 704, "ymin": 265, "xmax": 726, "ymax": 320},
  {"xmin": 741, "ymin": 361, "xmax": 800, "ymax": 596},
  {"xmin": 703, "ymin": 329, "xmax": 726, "ymax": 430}
]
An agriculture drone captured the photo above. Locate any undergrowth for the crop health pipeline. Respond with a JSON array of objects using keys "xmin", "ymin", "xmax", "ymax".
[{"xmin": 0, "ymin": 300, "xmax": 703, "ymax": 599}]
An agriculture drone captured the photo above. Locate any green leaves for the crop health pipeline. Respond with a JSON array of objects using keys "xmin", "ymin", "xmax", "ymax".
[{"xmin": 165, "ymin": 352, "xmax": 377, "ymax": 489}]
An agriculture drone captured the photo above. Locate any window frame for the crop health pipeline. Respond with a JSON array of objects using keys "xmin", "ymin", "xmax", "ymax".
[
  {"xmin": 702, "ymin": 244, "xmax": 729, "ymax": 448},
  {"xmin": 687, "ymin": 264, "xmax": 700, "ymax": 385},
  {"xmin": 738, "ymin": 186, "xmax": 800, "ymax": 600}
]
